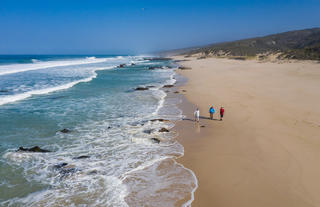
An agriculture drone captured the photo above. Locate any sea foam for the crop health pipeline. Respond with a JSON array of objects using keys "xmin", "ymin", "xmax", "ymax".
[{"xmin": 0, "ymin": 57, "xmax": 118, "ymax": 76}]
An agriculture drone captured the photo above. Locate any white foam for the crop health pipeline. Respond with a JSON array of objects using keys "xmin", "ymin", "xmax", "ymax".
[
  {"xmin": 3, "ymin": 151, "xmax": 35, "ymax": 163},
  {"xmin": 123, "ymin": 158, "xmax": 198, "ymax": 207},
  {"xmin": 152, "ymin": 89, "xmax": 167, "ymax": 116},
  {"xmin": 1, "ymin": 60, "xmax": 198, "ymax": 207},
  {"xmin": 0, "ymin": 57, "xmax": 119, "ymax": 76},
  {"xmin": 1, "ymin": 174, "xmax": 129, "ymax": 207},
  {"xmin": 0, "ymin": 66, "xmax": 116, "ymax": 106},
  {"xmin": 181, "ymin": 164, "xmax": 198, "ymax": 207},
  {"xmin": 0, "ymin": 75, "xmax": 95, "ymax": 106},
  {"xmin": 31, "ymin": 59, "xmax": 40, "ymax": 63}
]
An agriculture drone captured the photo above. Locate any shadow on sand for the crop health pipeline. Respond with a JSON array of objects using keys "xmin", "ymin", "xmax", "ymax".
[{"xmin": 182, "ymin": 116, "xmax": 221, "ymax": 122}]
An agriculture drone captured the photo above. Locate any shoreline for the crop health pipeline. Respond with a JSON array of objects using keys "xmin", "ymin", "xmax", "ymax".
[{"xmin": 173, "ymin": 56, "xmax": 320, "ymax": 207}]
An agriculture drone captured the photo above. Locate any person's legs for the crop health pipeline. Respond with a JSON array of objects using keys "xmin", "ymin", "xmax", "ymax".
[{"xmin": 210, "ymin": 113, "xmax": 213, "ymax": 119}]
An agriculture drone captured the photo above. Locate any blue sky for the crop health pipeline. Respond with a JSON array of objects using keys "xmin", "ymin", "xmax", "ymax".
[{"xmin": 0, "ymin": 0, "xmax": 319, "ymax": 54}]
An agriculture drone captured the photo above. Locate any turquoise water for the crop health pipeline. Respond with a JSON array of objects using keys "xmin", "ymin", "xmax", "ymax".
[{"xmin": 0, "ymin": 55, "xmax": 196, "ymax": 207}]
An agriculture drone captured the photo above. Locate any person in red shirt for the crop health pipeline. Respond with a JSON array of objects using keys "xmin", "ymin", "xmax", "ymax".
[{"xmin": 220, "ymin": 107, "xmax": 225, "ymax": 121}]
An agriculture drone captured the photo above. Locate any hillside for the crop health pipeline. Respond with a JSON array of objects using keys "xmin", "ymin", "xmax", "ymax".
[{"xmin": 165, "ymin": 28, "xmax": 320, "ymax": 61}]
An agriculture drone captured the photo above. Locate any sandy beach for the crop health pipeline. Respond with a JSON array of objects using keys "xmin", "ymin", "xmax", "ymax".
[{"xmin": 173, "ymin": 56, "xmax": 320, "ymax": 207}]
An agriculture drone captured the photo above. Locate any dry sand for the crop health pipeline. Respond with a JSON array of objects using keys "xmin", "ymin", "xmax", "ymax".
[{"xmin": 173, "ymin": 56, "xmax": 320, "ymax": 207}]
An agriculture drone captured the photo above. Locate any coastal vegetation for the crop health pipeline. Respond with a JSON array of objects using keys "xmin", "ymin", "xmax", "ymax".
[{"xmin": 164, "ymin": 28, "xmax": 320, "ymax": 61}]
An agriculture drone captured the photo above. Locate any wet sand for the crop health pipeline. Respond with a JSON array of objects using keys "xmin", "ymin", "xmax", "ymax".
[{"xmin": 173, "ymin": 56, "xmax": 320, "ymax": 207}]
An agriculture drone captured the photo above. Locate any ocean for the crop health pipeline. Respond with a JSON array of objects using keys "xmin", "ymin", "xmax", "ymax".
[{"xmin": 0, "ymin": 55, "xmax": 197, "ymax": 207}]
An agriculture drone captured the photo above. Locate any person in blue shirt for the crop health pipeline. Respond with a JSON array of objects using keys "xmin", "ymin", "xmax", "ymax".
[{"xmin": 209, "ymin": 106, "xmax": 215, "ymax": 120}]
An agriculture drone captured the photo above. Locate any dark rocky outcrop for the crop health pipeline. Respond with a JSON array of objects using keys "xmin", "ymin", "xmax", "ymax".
[
  {"xmin": 148, "ymin": 66, "xmax": 159, "ymax": 70},
  {"xmin": 178, "ymin": 66, "xmax": 192, "ymax": 70},
  {"xmin": 59, "ymin": 128, "xmax": 71, "ymax": 133},
  {"xmin": 151, "ymin": 138, "xmax": 161, "ymax": 144},
  {"xmin": 174, "ymin": 91, "xmax": 179, "ymax": 94},
  {"xmin": 17, "ymin": 146, "xmax": 51, "ymax": 153},
  {"xmin": 88, "ymin": 170, "xmax": 98, "ymax": 175},
  {"xmin": 158, "ymin": 128, "xmax": 169, "ymax": 132},
  {"xmin": 0, "ymin": 89, "xmax": 9, "ymax": 93},
  {"xmin": 60, "ymin": 168, "xmax": 78, "ymax": 178},
  {"xmin": 163, "ymin": 85, "xmax": 174, "ymax": 88},
  {"xmin": 53, "ymin": 162, "xmax": 68, "ymax": 169},
  {"xmin": 135, "ymin": 87, "xmax": 149, "ymax": 91},
  {"xmin": 135, "ymin": 85, "xmax": 156, "ymax": 90},
  {"xmin": 150, "ymin": 119, "xmax": 169, "ymax": 122},
  {"xmin": 201, "ymin": 125, "xmax": 206, "ymax": 128},
  {"xmin": 182, "ymin": 90, "xmax": 187, "ymax": 92},
  {"xmin": 73, "ymin": 155, "xmax": 90, "ymax": 160},
  {"xmin": 118, "ymin": 64, "xmax": 126, "ymax": 68},
  {"xmin": 52, "ymin": 163, "xmax": 79, "ymax": 178}
]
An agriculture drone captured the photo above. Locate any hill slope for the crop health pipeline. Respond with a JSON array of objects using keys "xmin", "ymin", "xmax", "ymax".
[{"xmin": 167, "ymin": 28, "xmax": 320, "ymax": 60}]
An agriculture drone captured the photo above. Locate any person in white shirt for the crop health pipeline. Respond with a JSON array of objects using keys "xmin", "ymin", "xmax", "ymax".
[{"xmin": 194, "ymin": 108, "xmax": 200, "ymax": 122}]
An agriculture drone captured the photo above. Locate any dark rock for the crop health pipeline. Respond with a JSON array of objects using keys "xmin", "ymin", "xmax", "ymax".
[
  {"xmin": 148, "ymin": 66, "xmax": 159, "ymax": 70},
  {"xmin": 18, "ymin": 146, "xmax": 51, "ymax": 153},
  {"xmin": 158, "ymin": 128, "xmax": 169, "ymax": 133},
  {"xmin": 178, "ymin": 66, "xmax": 192, "ymax": 70},
  {"xmin": 135, "ymin": 87, "xmax": 149, "ymax": 91},
  {"xmin": 174, "ymin": 91, "xmax": 179, "ymax": 94},
  {"xmin": 173, "ymin": 60, "xmax": 187, "ymax": 63},
  {"xmin": 118, "ymin": 64, "xmax": 126, "ymax": 68},
  {"xmin": 201, "ymin": 125, "xmax": 206, "ymax": 128},
  {"xmin": 151, "ymin": 138, "xmax": 160, "ymax": 144},
  {"xmin": 0, "ymin": 89, "xmax": 9, "ymax": 93},
  {"xmin": 150, "ymin": 119, "xmax": 169, "ymax": 122},
  {"xmin": 53, "ymin": 162, "xmax": 68, "ymax": 169},
  {"xmin": 73, "ymin": 155, "xmax": 90, "ymax": 160},
  {"xmin": 52, "ymin": 163, "xmax": 80, "ymax": 178},
  {"xmin": 146, "ymin": 86, "xmax": 155, "ymax": 88},
  {"xmin": 108, "ymin": 126, "xmax": 112, "ymax": 129},
  {"xmin": 182, "ymin": 90, "xmax": 187, "ymax": 92},
  {"xmin": 60, "ymin": 128, "xmax": 71, "ymax": 133},
  {"xmin": 163, "ymin": 85, "xmax": 174, "ymax": 88},
  {"xmin": 60, "ymin": 168, "xmax": 78, "ymax": 178},
  {"xmin": 88, "ymin": 170, "xmax": 98, "ymax": 175},
  {"xmin": 131, "ymin": 63, "xmax": 136, "ymax": 66}
]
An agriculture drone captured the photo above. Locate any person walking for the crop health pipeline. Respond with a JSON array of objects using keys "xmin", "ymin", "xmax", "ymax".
[
  {"xmin": 220, "ymin": 106, "xmax": 225, "ymax": 121},
  {"xmin": 209, "ymin": 106, "xmax": 215, "ymax": 120},
  {"xmin": 194, "ymin": 108, "xmax": 200, "ymax": 122}
]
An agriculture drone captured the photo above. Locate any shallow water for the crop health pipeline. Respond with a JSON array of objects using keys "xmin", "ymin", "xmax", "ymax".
[{"xmin": 0, "ymin": 55, "xmax": 197, "ymax": 207}]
